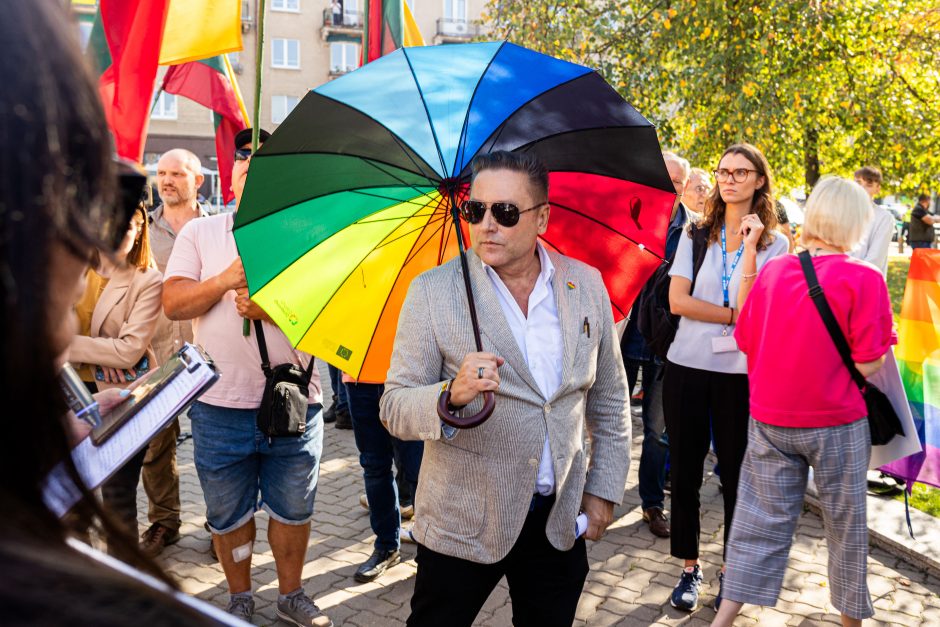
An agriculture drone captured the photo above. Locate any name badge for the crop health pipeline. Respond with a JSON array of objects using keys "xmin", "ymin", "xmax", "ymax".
[{"xmin": 711, "ymin": 334, "xmax": 739, "ymax": 354}]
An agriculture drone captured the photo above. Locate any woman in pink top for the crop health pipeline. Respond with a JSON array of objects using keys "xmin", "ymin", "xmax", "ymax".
[{"xmin": 712, "ymin": 177, "xmax": 896, "ymax": 627}]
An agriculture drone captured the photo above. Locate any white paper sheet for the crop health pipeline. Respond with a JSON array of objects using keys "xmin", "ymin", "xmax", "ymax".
[
  {"xmin": 869, "ymin": 349, "xmax": 922, "ymax": 468},
  {"xmin": 44, "ymin": 344, "xmax": 218, "ymax": 516}
]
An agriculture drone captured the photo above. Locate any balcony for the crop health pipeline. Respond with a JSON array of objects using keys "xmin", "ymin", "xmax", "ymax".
[
  {"xmin": 435, "ymin": 18, "xmax": 479, "ymax": 43},
  {"xmin": 322, "ymin": 8, "xmax": 364, "ymax": 41}
]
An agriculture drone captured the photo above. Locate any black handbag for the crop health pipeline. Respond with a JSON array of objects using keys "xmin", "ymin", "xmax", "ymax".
[
  {"xmin": 254, "ymin": 320, "xmax": 316, "ymax": 437},
  {"xmin": 798, "ymin": 251, "xmax": 903, "ymax": 445}
]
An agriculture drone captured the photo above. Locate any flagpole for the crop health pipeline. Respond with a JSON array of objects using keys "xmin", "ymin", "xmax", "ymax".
[{"xmin": 244, "ymin": 0, "xmax": 267, "ymax": 337}]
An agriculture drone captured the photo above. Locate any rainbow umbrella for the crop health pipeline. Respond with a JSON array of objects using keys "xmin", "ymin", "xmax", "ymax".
[
  {"xmin": 881, "ymin": 249, "xmax": 940, "ymax": 489},
  {"xmin": 233, "ymin": 42, "xmax": 675, "ymax": 408}
]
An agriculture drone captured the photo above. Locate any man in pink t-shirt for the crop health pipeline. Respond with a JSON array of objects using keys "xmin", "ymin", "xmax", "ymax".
[{"xmin": 163, "ymin": 128, "xmax": 332, "ymax": 627}]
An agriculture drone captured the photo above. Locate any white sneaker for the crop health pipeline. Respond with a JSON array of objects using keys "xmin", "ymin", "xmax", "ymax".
[{"xmin": 401, "ymin": 522, "xmax": 416, "ymax": 544}]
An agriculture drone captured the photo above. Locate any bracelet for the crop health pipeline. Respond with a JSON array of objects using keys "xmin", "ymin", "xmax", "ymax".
[
  {"xmin": 742, "ymin": 271, "xmax": 758, "ymax": 279},
  {"xmin": 728, "ymin": 308, "xmax": 734, "ymax": 325}
]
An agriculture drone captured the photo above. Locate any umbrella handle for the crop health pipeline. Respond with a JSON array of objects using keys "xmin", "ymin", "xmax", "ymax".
[{"xmin": 437, "ymin": 389, "xmax": 496, "ymax": 429}]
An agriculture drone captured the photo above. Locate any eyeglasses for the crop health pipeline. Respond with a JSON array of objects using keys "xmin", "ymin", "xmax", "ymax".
[
  {"xmin": 693, "ymin": 185, "xmax": 711, "ymax": 195},
  {"xmin": 459, "ymin": 200, "xmax": 546, "ymax": 227},
  {"xmin": 234, "ymin": 148, "xmax": 253, "ymax": 162},
  {"xmin": 713, "ymin": 168, "xmax": 757, "ymax": 183}
]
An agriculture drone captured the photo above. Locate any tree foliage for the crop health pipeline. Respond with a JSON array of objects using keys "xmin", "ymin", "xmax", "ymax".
[{"xmin": 482, "ymin": 0, "xmax": 940, "ymax": 195}]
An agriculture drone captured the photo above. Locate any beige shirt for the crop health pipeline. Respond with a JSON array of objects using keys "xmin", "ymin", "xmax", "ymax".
[{"xmin": 148, "ymin": 203, "xmax": 208, "ymax": 364}]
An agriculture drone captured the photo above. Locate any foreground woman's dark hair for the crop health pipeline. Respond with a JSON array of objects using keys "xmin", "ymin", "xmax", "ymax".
[{"xmin": 0, "ymin": 2, "xmax": 218, "ymax": 624}]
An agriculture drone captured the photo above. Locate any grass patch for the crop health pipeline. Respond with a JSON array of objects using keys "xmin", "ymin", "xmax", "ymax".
[
  {"xmin": 886, "ymin": 255, "xmax": 939, "ymax": 518},
  {"xmin": 895, "ymin": 482, "xmax": 940, "ymax": 518},
  {"xmin": 886, "ymin": 257, "xmax": 910, "ymax": 326}
]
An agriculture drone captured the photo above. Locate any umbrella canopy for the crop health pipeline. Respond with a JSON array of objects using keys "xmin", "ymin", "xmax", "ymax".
[{"xmin": 234, "ymin": 41, "xmax": 676, "ymax": 382}]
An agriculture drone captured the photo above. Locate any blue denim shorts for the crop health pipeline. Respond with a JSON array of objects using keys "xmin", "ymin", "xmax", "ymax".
[{"xmin": 189, "ymin": 401, "xmax": 323, "ymax": 534}]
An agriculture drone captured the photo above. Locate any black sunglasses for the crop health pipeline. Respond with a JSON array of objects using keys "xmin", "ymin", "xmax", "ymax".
[
  {"xmin": 459, "ymin": 200, "xmax": 546, "ymax": 227},
  {"xmin": 234, "ymin": 147, "xmax": 253, "ymax": 161}
]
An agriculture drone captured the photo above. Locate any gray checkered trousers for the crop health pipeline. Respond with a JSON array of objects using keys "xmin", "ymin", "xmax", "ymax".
[{"xmin": 722, "ymin": 418, "xmax": 874, "ymax": 619}]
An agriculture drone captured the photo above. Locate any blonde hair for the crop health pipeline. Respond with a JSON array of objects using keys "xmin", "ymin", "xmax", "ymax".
[{"xmin": 800, "ymin": 176, "xmax": 873, "ymax": 251}]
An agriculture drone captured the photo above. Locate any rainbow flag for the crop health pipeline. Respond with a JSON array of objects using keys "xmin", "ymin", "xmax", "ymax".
[{"xmin": 881, "ymin": 249, "xmax": 940, "ymax": 489}]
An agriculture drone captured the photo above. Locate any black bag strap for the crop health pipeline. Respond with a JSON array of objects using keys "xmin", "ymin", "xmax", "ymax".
[
  {"xmin": 797, "ymin": 250, "xmax": 867, "ymax": 392},
  {"xmin": 689, "ymin": 223, "xmax": 709, "ymax": 294},
  {"xmin": 254, "ymin": 319, "xmax": 315, "ymax": 383}
]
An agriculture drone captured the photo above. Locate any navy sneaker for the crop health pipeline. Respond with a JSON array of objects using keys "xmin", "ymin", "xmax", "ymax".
[
  {"xmin": 714, "ymin": 570, "xmax": 725, "ymax": 610},
  {"xmin": 670, "ymin": 565, "xmax": 703, "ymax": 611}
]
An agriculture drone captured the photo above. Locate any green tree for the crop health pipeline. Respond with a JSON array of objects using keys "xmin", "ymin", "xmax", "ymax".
[{"xmin": 483, "ymin": 0, "xmax": 940, "ymax": 195}]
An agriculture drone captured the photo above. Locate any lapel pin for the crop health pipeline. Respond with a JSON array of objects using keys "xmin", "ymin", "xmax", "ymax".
[{"xmin": 566, "ymin": 281, "xmax": 576, "ymax": 290}]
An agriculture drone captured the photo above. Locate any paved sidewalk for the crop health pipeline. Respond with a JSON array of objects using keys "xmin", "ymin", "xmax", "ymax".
[{"xmin": 148, "ymin": 376, "xmax": 940, "ymax": 626}]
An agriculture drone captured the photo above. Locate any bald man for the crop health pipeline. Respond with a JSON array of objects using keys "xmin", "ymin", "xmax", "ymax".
[{"xmin": 139, "ymin": 148, "xmax": 210, "ymax": 557}]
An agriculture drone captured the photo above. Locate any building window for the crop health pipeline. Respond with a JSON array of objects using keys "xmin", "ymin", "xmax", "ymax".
[
  {"xmin": 272, "ymin": 0, "xmax": 299, "ymax": 11},
  {"xmin": 330, "ymin": 42, "xmax": 360, "ymax": 74},
  {"xmin": 151, "ymin": 91, "xmax": 178, "ymax": 120},
  {"xmin": 272, "ymin": 38, "xmax": 300, "ymax": 69},
  {"xmin": 344, "ymin": 0, "xmax": 358, "ymax": 25},
  {"xmin": 272, "ymin": 95, "xmax": 300, "ymax": 124},
  {"xmin": 242, "ymin": 0, "xmax": 252, "ymax": 20},
  {"xmin": 444, "ymin": 0, "xmax": 467, "ymax": 21}
]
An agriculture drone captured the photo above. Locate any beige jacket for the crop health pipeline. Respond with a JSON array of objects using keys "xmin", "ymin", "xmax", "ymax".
[
  {"xmin": 381, "ymin": 248, "xmax": 631, "ymax": 564},
  {"xmin": 69, "ymin": 264, "xmax": 163, "ymax": 391}
]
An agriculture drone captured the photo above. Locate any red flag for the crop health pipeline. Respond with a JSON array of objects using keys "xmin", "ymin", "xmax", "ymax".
[
  {"xmin": 98, "ymin": 0, "xmax": 171, "ymax": 162},
  {"xmin": 161, "ymin": 56, "xmax": 249, "ymax": 203}
]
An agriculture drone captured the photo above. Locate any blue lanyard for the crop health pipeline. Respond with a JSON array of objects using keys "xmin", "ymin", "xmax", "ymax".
[{"xmin": 721, "ymin": 224, "xmax": 744, "ymax": 308}]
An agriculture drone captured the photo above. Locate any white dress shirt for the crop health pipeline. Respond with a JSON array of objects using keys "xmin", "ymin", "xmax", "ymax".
[{"xmin": 482, "ymin": 243, "xmax": 563, "ymax": 495}]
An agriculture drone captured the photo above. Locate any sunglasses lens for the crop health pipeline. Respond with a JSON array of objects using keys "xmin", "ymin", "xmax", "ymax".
[
  {"xmin": 234, "ymin": 149, "xmax": 251, "ymax": 161},
  {"xmin": 491, "ymin": 203, "xmax": 520, "ymax": 227},
  {"xmin": 460, "ymin": 200, "xmax": 485, "ymax": 224}
]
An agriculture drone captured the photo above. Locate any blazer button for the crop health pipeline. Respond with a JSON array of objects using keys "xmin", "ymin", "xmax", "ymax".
[
  {"xmin": 529, "ymin": 458, "xmax": 539, "ymax": 467},
  {"xmin": 543, "ymin": 403, "xmax": 551, "ymax": 413}
]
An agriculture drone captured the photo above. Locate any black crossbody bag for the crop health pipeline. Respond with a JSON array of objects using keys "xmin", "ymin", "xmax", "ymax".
[
  {"xmin": 254, "ymin": 320, "xmax": 316, "ymax": 437},
  {"xmin": 798, "ymin": 251, "xmax": 903, "ymax": 445}
]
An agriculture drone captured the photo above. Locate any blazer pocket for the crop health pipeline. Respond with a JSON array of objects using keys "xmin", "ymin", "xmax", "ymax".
[{"xmin": 421, "ymin": 444, "xmax": 488, "ymax": 539}]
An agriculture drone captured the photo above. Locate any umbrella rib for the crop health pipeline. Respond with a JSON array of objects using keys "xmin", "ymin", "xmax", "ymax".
[
  {"xmin": 452, "ymin": 41, "xmax": 507, "ymax": 178},
  {"xmin": 401, "ymin": 48, "xmax": 449, "ymax": 179},
  {"xmin": 359, "ymin": 157, "xmax": 443, "ymax": 206},
  {"xmin": 351, "ymin": 207, "xmax": 452, "ymax": 378},
  {"xmin": 372, "ymin": 212, "xmax": 449, "ymax": 250},
  {"xmin": 549, "ymin": 200, "xmax": 666, "ymax": 262},
  {"xmin": 301, "ymin": 91, "xmax": 442, "ymax": 181}
]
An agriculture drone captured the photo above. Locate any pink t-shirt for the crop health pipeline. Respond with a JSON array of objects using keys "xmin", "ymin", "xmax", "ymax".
[
  {"xmin": 164, "ymin": 213, "xmax": 322, "ymax": 409},
  {"xmin": 734, "ymin": 254, "xmax": 896, "ymax": 428}
]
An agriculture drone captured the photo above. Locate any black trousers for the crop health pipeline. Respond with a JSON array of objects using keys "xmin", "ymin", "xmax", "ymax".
[
  {"xmin": 662, "ymin": 361, "xmax": 750, "ymax": 561},
  {"xmin": 407, "ymin": 498, "xmax": 588, "ymax": 627}
]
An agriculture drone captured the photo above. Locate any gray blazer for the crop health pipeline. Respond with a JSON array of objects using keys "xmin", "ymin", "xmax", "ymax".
[{"xmin": 381, "ymin": 248, "xmax": 631, "ymax": 564}]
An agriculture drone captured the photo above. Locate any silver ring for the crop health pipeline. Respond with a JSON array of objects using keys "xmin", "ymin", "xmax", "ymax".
[{"xmin": 477, "ymin": 367, "xmax": 484, "ymax": 379}]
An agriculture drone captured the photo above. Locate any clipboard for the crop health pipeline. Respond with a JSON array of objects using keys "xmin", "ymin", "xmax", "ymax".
[{"xmin": 91, "ymin": 356, "xmax": 187, "ymax": 445}]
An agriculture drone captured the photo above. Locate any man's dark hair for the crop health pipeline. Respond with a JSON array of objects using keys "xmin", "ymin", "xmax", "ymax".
[
  {"xmin": 918, "ymin": 194, "xmax": 931, "ymax": 203},
  {"xmin": 470, "ymin": 151, "xmax": 549, "ymax": 201},
  {"xmin": 854, "ymin": 165, "xmax": 883, "ymax": 185}
]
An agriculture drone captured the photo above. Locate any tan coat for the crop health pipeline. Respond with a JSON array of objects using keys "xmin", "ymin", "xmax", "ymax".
[
  {"xmin": 69, "ymin": 264, "xmax": 163, "ymax": 391},
  {"xmin": 381, "ymin": 248, "xmax": 631, "ymax": 564}
]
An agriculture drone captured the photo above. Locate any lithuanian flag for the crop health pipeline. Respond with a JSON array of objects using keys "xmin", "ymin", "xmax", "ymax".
[
  {"xmin": 84, "ymin": 0, "xmax": 242, "ymax": 162},
  {"xmin": 161, "ymin": 55, "xmax": 250, "ymax": 203},
  {"xmin": 881, "ymin": 249, "xmax": 940, "ymax": 489},
  {"xmin": 363, "ymin": 0, "xmax": 425, "ymax": 64}
]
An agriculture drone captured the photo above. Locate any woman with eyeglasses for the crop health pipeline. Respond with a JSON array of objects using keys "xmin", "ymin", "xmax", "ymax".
[{"xmin": 663, "ymin": 143, "xmax": 788, "ymax": 612}]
